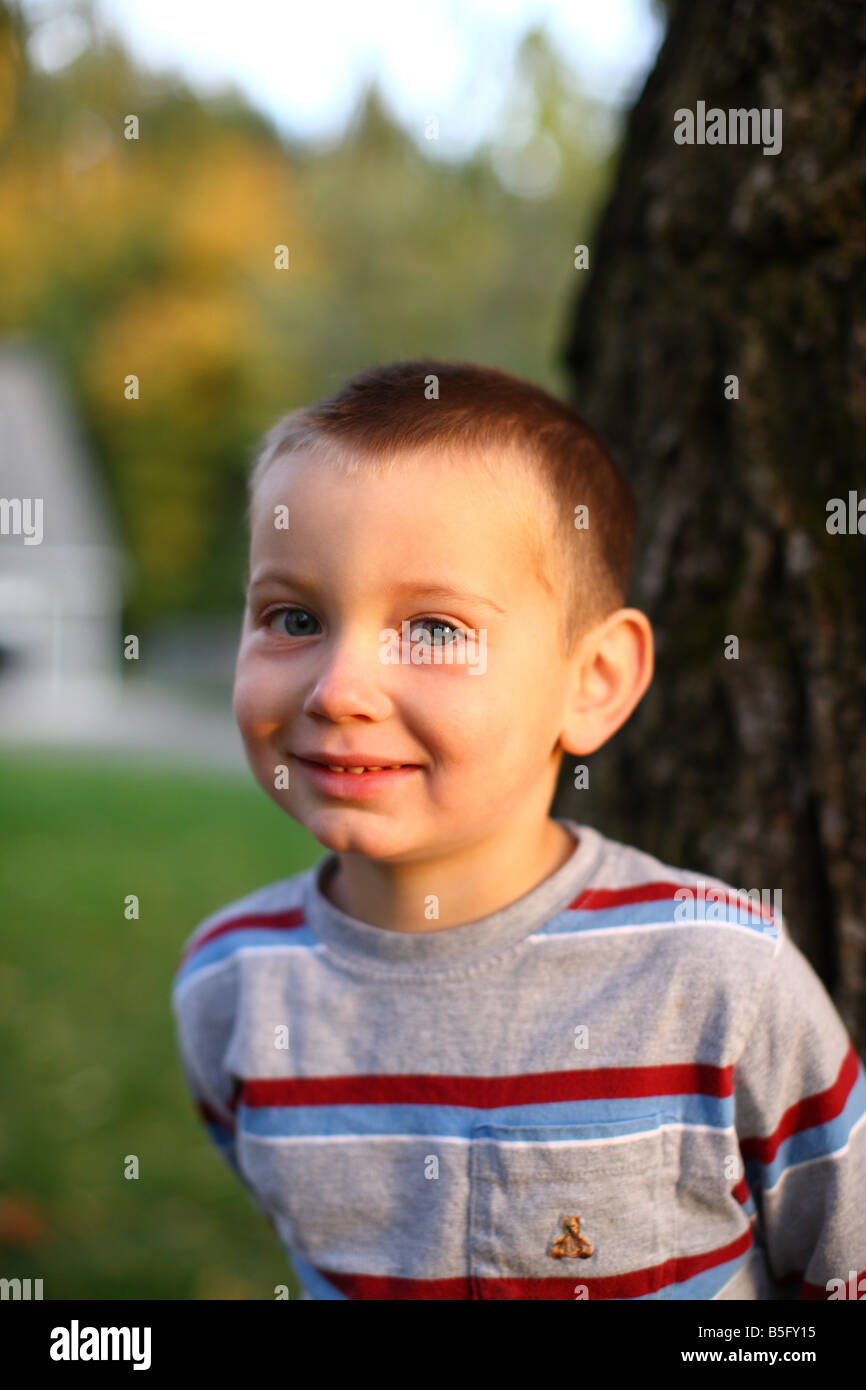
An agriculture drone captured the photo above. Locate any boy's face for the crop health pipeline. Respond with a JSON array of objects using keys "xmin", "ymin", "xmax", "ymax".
[{"xmin": 234, "ymin": 447, "xmax": 578, "ymax": 863}]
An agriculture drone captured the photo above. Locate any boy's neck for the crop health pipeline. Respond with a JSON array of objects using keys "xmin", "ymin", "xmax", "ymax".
[{"xmin": 321, "ymin": 817, "xmax": 577, "ymax": 933}]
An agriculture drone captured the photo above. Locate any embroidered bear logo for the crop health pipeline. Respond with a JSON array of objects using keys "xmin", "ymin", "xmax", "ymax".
[{"xmin": 549, "ymin": 1214, "xmax": 593, "ymax": 1259}]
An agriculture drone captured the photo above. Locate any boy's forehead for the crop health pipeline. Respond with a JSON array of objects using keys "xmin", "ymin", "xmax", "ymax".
[
  {"xmin": 246, "ymin": 446, "xmax": 564, "ymax": 622},
  {"xmin": 249, "ymin": 445, "xmax": 551, "ymax": 562}
]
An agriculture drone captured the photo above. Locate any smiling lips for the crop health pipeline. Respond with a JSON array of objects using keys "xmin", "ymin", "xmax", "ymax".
[
  {"xmin": 295, "ymin": 755, "xmax": 417, "ymax": 774},
  {"xmin": 292, "ymin": 756, "xmax": 420, "ymax": 797}
]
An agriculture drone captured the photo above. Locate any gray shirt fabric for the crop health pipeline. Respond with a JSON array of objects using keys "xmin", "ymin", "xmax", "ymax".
[{"xmin": 171, "ymin": 818, "xmax": 866, "ymax": 1300}]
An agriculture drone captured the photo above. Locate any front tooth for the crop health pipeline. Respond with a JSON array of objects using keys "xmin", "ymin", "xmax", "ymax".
[{"xmin": 324, "ymin": 764, "xmax": 403, "ymax": 772}]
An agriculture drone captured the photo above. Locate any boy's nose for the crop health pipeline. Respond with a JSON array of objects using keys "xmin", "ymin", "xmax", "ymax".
[{"xmin": 301, "ymin": 633, "xmax": 393, "ymax": 723}]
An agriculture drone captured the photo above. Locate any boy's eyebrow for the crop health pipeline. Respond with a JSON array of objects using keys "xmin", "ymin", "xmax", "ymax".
[
  {"xmin": 391, "ymin": 581, "xmax": 505, "ymax": 614},
  {"xmin": 247, "ymin": 570, "xmax": 505, "ymax": 613}
]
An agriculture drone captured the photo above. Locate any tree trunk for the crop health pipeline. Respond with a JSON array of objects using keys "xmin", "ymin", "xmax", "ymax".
[{"xmin": 556, "ymin": 0, "xmax": 866, "ymax": 1055}]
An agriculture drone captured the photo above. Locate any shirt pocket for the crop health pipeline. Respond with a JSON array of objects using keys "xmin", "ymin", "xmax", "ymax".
[{"xmin": 468, "ymin": 1113, "xmax": 679, "ymax": 1300}]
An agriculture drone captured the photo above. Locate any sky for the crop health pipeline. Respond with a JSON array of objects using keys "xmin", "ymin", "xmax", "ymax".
[{"xmin": 21, "ymin": 0, "xmax": 665, "ymax": 157}]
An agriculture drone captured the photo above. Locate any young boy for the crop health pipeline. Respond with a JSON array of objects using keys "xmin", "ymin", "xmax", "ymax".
[{"xmin": 172, "ymin": 359, "xmax": 866, "ymax": 1301}]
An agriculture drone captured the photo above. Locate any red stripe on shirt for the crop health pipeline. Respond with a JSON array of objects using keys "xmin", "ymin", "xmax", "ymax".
[
  {"xmin": 570, "ymin": 881, "xmax": 777, "ymax": 922},
  {"xmin": 569, "ymin": 881, "xmax": 688, "ymax": 910},
  {"xmin": 739, "ymin": 1041, "xmax": 861, "ymax": 1164},
  {"xmin": 240, "ymin": 1062, "xmax": 734, "ymax": 1109},
  {"xmin": 181, "ymin": 907, "xmax": 306, "ymax": 963},
  {"xmin": 313, "ymin": 1229, "xmax": 753, "ymax": 1300}
]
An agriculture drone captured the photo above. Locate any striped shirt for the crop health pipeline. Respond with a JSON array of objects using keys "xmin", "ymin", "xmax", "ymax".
[{"xmin": 171, "ymin": 818, "xmax": 866, "ymax": 1300}]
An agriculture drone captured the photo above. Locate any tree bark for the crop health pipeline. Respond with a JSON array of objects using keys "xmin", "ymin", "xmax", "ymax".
[{"xmin": 556, "ymin": 0, "xmax": 866, "ymax": 1055}]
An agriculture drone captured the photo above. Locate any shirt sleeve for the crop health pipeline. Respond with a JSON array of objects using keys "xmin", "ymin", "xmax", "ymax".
[
  {"xmin": 171, "ymin": 948, "xmax": 245, "ymax": 1184},
  {"xmin": 172, "ymin": 942, "xmax": 288, "ymax": 1259},
  {"xmin": 732, "ymin": 921, "xmax": 866, "ymax": 1299},
  {"xmin": 175, "ymin": 1042, "xmax": 243, "ymax": 1179}
]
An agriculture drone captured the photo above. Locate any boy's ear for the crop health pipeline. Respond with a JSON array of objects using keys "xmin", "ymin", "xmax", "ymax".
[{"xmin": 559, "ymin": 608, "xmax": 654, "ymax": 757}]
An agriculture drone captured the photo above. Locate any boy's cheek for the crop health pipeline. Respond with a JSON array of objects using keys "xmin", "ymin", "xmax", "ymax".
[
  {"xmin": 231, "ymin": 666, "xmax": 255, "ymax": 735},
  {"xmin": 232, "ymin": 662, "xmax": 285, "ymax": 743}
]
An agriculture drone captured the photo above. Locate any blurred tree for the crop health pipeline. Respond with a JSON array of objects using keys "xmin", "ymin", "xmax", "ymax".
[{"xmin": 556, "ymin": 0, "xmax": 866, "ymax": 1052}]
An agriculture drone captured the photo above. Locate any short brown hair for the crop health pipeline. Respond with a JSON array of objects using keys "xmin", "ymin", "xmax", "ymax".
[{"xmin": 247, "ymin": 358, "xmax": 635, "ymax": 652}]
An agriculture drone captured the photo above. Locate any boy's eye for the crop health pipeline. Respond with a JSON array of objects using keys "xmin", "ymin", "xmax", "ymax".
[
  {"xmin": 265, "ymin": 607, "xmax": 320, "ymax": 638},
  {"xmin": 412, "ymin": 619, "xmax": 463, "ymax": 646}
]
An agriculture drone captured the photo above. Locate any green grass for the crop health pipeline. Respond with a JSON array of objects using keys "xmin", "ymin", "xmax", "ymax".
[{"xmin": 0, "ymin": 748, "xmax": 322, "ymax": 1299}]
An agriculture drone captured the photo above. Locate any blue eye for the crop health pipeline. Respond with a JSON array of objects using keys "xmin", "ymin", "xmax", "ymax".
[
  {"xmin": 412, "ymin": 619, "xmax": 462, "ymax": 646},
  {"xmin": 267, "ymin": 607, "xmax": 320, "ymax": 637}
]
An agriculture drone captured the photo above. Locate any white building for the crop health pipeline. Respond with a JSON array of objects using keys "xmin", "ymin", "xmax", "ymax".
[{"xmin": 0, "ymin": 341, "xmax": 127, "ymax": 731}]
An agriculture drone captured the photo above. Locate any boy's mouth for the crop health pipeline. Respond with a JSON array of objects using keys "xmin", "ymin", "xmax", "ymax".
[
  {"xmin": 292, "ymin": 755, "xmax": 421, "ymax": 799},
  {"xmin": 296, "ymin": 753, "xmax": 416, "ymax": 771}
]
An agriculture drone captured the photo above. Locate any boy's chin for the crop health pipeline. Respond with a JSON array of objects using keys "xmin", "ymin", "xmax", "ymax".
[{"xmin": 300, "ymin": 806, "xmax": 420, "ymax": 861}]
